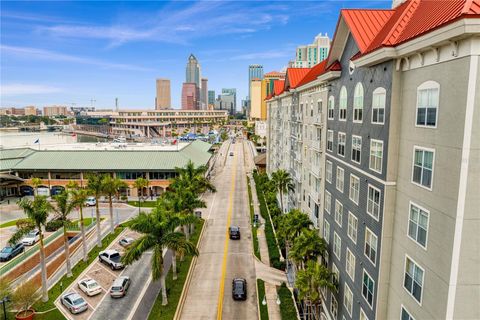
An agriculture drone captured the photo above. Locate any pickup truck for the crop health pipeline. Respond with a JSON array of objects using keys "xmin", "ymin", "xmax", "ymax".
[{"xmin": 98, "ymin": 249, "xmax": 124, "ymax": 270}]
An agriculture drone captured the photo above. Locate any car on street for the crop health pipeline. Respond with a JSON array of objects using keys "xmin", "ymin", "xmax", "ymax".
[
  {"xmin": 229, "ymin": 226, "xmax": 240, "ymax": 240},
  {"xmin": 99, "ymin": 249, "xmax": 124, "ymax": 270},
  {"xmin": 110, "ymin": 276, "xmax": 131, "ymax": 298},
  {"xmin": 229, "ymin": 152, "xmax": 234, "ymax": 156},
  {"xmin": 22, "ymin": 230, "xmax": 40, "ymax": 246},
  {"xmin": 61, "ymin": 292, "xmax": 88, "ymax": 314},
  {"xmin": 0, "ymin": 243, "xmax": 25, "ymax": 262},
  {"xmin": 85, "ymin": 196, "xmax": 96, "ymax": 207},
  {"xmin": 232, "ymin": 278, "xmax": 247, "ymax": 301},
  {"xmin": 118, "ymin": 237, "xmax": 134, "ymax": 248},
  {"xmin": 77, "ymin": 278, "xmax": 102, "ymax": 296}
]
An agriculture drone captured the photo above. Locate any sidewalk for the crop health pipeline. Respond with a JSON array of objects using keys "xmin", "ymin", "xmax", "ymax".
[{"xmin": 249, "ymin": 173, "xmax": 284, "ymax": 320}]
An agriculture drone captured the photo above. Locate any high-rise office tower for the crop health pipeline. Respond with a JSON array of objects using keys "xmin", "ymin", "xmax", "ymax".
[
  {"xmin": 290, "ymin": 33, "xmax": 330, "ymax": 68},
  {"xmin": 155, "ymin": 79, "xmax": 171, "ymax": 109},
  {"xmin": 208, "ymin": 90, "xmax": 215, "ymax": 105},
  {"xmin": 221, "ymin": 88, "xmax": 236, "ymax": 113},
  {"xmin": 186, "ymin": 54, "xmax": 201, "ymax": 87},
  {"xmin": 200, "ymin": 78, "xmax": 208, "ymax": 110},
  {"xmin": 248, "ymin": 65, "xmax": 263, "ymax": 117},
  {"xmin": 181, "ymin": 83, "xmax": 198, "ymax": 110}
]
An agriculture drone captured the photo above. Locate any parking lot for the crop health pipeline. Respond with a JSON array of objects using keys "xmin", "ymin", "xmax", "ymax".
[{"xmin": 55, "ymin": 229, "xmax": 140, "ymax": 320}]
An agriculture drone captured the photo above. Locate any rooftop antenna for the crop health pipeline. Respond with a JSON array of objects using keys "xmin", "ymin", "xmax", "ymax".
[{"xmin": 115, "ymin": 97, "xmax": 119, "ymax": 112}]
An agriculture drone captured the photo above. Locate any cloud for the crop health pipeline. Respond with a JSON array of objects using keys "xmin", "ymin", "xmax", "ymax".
[
  {"xmin": 1, "ymin": 83, "xmax": 62, "ymax": 95},
  {"xmin": 0, "ymin": 45, "xmax": 151, "ymax": 71}
]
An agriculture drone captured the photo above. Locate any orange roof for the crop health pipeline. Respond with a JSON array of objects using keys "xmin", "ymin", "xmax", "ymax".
[
  {"xmin": 273, "ymin": 80, "xmax": 285, "ymax": 96},
  {"xmin": 284, "ymin": 68, "xmax": 310, "ymax": 90},
  {"xmin": 341, "ymin": 9, "xmax": 394, "ymax": 53},
  {"xmin": 296, "ymin": 61, "xmax": 327, "ymax": 88}
]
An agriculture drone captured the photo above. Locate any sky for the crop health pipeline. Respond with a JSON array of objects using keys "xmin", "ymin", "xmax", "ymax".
[{"xmin": 1, "ymin": 1, "xmax": 390, "ymax": 110}]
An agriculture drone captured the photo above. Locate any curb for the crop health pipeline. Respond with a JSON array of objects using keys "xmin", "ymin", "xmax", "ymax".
[{"xmin": 173, "ymin": 218, "xmax": 208, "ymax": 320}]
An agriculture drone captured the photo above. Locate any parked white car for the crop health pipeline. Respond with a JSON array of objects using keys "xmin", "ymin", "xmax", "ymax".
[
  {"xmin": 85, "ymin": 197, "xmax": 96, "ymax": 207},
  {"xmin": 22, "ymin": 230, "xmax": 40, "ymax": 246},
  {"xmin": 77, "ymin": 278, "xmax": 102, "ymax": 296}
]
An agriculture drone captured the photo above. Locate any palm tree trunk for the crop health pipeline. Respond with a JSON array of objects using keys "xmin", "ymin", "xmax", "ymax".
[
  {"xmin": 109, "ymin": 195, "xmax": 114, "ymax": 233},
  {"xmin": 279, "ymin": 189, "xmax": 284, "ymax": 213},
  {"xmin": 79, "ymin": 206, "xmax": 88, "ymax": 262},
  {"xmin": 161, "ymin": 275, "xmax": 168, "ymax": 305},
  {"xmin": 39, "ymin": 232, "xmax": 48, "ymax": 302},
  {"xmin": 183, "ymin": 225, "xmax": 190, "ymax": 240},
  {"xmin": 63, "ymin": 226, "xmax": 72, "ymax": 277},
  {"xmin": 172, "ymin": 251, "xmax": 177, "ymax": 280},
  {"xmin": 95, "ymin": 200, "xmax": 101, "ymax": 247}
]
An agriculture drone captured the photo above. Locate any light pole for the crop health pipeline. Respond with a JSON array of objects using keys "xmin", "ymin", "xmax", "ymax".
[{"xmin": 0, "ymin": 297, "xmax": 9, "ymax": 320}]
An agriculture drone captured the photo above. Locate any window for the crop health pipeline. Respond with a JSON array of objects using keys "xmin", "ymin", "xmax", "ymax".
[
  {"xmin": 332, "ymin": 263, "xmax": 339, "ymax": 284},
  {"xmin": 369, "ymin": 140, "xmax": 383, "ymax": 173},
  {"xmin": 344, "ymin": 284, "xmax": 353, "ymax": 316},
  {"xmin": 401, "ymin": 307, "xmax": 416, "ymax": 320},
  {"xmin": 346, "ymin": 248, "xmax": 356, "ymax": 281},
  {"xmin": 353, "ymin": 83, "xmax": 364, "ymax": 122},
  {"xmin": 338, "ymin": 132, "xmax": 346, "ymax": 156},
  {"xmin": 362, "ymin": 270, "xmax": 375, "ymax": 307},
  {"xmin": 325, "ymin": 191, "xmax": 332, "ymax": 214},
  {"xmin": 416, "ymin": 81, "xmax": 439, "ymax": 127},
  {"xmin": 351, "ymin": 135, "xmax": 362, "ymax": 164},
  {"xmin": 335, "ymin": 200, "xmax": 343, "ymax": 226},
  {"xmin": 327, "ymin": 130, "xmax": 334, "ymax": 151},
  {"xmin": 339, "ymin": 86, "xmax": 347, "ymax": 120},
  {"xmin": 347, "ymin": 212, "xmax": 358, "ymax": 243},
  {"xmin": 326, "ymin": 161, "xmax": 333, "ymax": 183},
  {"xmin": 372, "ymin": 87, "xmax": 386, "ymax": 124},
  {"xmin": 317, "ymin": 100, "xmax": 322, "ymax": 114},
  {"xmin": 333, "ymin": 232, "xmax": 341, "ymax": 260},
  {"xmin": 408, "ymin": 203, "xmax": 429, "ymax": 248},
  {"xmin": 331, "ymin": 295, "xmax": 338, "ymax": 319},
  {"xmin": 404, "ymin": 257, "xmax": 424, "ymax": 303},
  {"xmin": 412, "ymin": 147, "xmax": 434, "ymax": 189},
  {"xmin": 336, "ymin": 167, "xmax": 344, "ymax": 192},
  {"xmin": 365, "ymin": 228, "xmax": 377, "ymax": 265},
  {"xmin": 360, "ymin": 309, "xmax": 369, "ymax": 320},
  {"xmin": 323, "ymin": 220, "xmax": 330, "ymax": 243},
  {"xmin": 328, "ymin": 96, "xmax": 335, "ymax": 119},
  {"xmin": 367, "ymin": 185, "xmax": 381, "ymax": 220},
  {"xmin": 349, "ymin": 175, "xmax": 360, "ymax": 204}
]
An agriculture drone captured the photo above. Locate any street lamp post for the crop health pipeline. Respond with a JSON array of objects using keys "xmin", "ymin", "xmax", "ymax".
[{"xmin": 0, "ymin": 297, "xmax": 9, "ymax": 320}]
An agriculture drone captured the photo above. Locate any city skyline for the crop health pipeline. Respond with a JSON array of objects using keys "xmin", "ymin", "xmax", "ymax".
[{"xmin": 0, "ymin": 1, "xmax": 389, "ymax": 109}]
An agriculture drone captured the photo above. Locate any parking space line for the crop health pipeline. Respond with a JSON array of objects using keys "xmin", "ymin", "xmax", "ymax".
[{"xmin": 95, "ymin": 262, "xmax": 120, "ymax": 278}]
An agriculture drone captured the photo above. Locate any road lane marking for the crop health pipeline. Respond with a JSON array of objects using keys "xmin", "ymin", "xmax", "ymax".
[
  {"xmin": 216, "ymin": 145, "xmax": 237, "ymax": 320},
  {"xmin": 127, "ymin": 274, "xmax": 152, "ymax": 320}
]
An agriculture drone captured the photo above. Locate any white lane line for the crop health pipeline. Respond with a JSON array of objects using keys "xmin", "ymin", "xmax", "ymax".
[
  {"xmin": 126, "ymin": 275, "xmax": 152, "ymax": 320},
  {"xmin": 206, "ymin": 188, "xmax": 218, "ymax": 221}
]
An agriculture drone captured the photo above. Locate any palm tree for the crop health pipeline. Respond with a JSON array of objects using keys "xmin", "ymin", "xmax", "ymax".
[
  {"xmin": 121, "ymin": 209, "xmax": 198, "ymax": 305},
  {"xmin": 52, "ymin": 191, "xmax": 76, "ymax": 277},
  {"xmin": 133, "ymin": 177, "xmax": 149, "ymax": 212},
  {"xmin": 296, "ymin": 260, "xmax": 336, "ymax": 320},
  {"xmin": 102, "ymin": 176, "xmax": 127, "ymax": 233},
  {"xmin": 289, "ymin": 229, "xmax": 327, "ymax": 270},
  {"xmin": 271, "ymin": 170, "xmax": 294, "ymax": 213},
  {"xmin": 87, "ymin": 173, "xmax": 105, "ymax": 247},
  {"xmin": 171, "ymin": 160, "xmax": 216, "ymax": 195},
  {"xmin": 31, "ymin": 177, "xmax": 42, "ymax": 196},
  {"xmin": 10, "ymin": 197, "xmax": 52, "ymax": 302},
  {"xmin": 276, "ymin": 209, "xmax": 312, "ymax": 264},
  {"xmin": 70, "ymin": 187, "xmax": 89, "ymax": 262}
]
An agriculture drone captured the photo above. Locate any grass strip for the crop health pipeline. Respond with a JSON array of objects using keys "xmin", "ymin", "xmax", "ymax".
[
  {"xmin": 0, "ymin": 219, "xmax": 18, "ymax": 228},
  {"xmin": 257, "ymin": 279, "xmax": 269, "ymax": 320},
  {"xmin": 277, "ymin": 283, "xmax": 298, "ymax": 320},
  {"xmin": 247, "ymin": 176, "xmax": 261, "ymax": 260},
  {"xmin": 127, "ymin": 200, "xmax": 157, "ymax": 208},
  {"xmin": 147, "ymin": 219, "xmax": 204, "ymax": 320}
]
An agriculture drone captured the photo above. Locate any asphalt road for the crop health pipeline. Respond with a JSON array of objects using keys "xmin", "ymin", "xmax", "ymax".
[{"xmin": 180, "ymin": 139, "xmax": 258, "ymax": 320}]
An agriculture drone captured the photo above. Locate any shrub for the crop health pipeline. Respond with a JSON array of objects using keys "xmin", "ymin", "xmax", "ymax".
[
  {"xmin": 277, "ymin": 283, "xmax": 298, "ymax": 320},
  {"xmin": 45, "ymin": 219, "xmax": 64, "ymax": 232},
  {"xmin": 16, "ymin": 218, "xmax": 34, "ymax": 229}
]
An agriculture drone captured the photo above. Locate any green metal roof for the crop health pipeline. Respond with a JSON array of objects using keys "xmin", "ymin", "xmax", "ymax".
[
  {"xmin": 0, "ymin": 148, "xmax": 36, "ymax": 171},
  {"xmin": 11, "ymin": 141, "xmax": 212, "ymax": 171}
]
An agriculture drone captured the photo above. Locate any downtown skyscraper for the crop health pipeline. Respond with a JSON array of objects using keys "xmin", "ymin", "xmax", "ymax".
[{"xmin": 182, "ymin": 54, "xmax": 202, "ymax": 110}]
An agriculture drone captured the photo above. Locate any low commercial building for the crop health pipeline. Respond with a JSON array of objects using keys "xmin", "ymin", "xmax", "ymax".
[
  {"xmin": 0, "ymin": 140, "xmax": 213, "ymax": 199},
  {"xmin": 43, "ymin": 106, "xmax": 68, "ymax": 117}
]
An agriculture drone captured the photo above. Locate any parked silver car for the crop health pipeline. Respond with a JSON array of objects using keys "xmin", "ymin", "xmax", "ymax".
[
  {"xmin": 110, "ymin": 276, "xmax": 131, "ymax": 298},
  {"xmin": 61, "ymin": 292, "xmax": 88, "ymax": 314}
]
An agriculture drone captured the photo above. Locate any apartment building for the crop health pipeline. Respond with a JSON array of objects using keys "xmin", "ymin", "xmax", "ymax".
[{"xmin": 266, "ymin": 1, "xmax": 480, "ymax": 319}]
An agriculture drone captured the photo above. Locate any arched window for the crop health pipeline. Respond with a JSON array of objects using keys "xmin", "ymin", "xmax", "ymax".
[
  {"xmin": 339, "ymin": 86, "xmax": 347, "ymax": 120},
  {"xmin": 416, "ymin": 81, "xmax": 439, "ymax": 127},
  {"xmin": 372, "ymin": 87, "xmax": 386, "ymax": 124},
  {"xmin": 353, "ymin": 83, "xmax": 364, "ymax": 122},
  {"xmin": 328, "ymin": 96, "xmax": 335, "ymax": 120}
]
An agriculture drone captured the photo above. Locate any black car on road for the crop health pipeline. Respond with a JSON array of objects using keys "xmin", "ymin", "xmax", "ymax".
[
  {"xmin": 232, "ymin": 278, "xmax": 247, "ymax": 301},
  {"xmin": 229, "ymin": 226, "xmax": 240, "ymax": 240},
  {"xmin": 0, "ymin": 243, "xmax": 24, "ymax": 262}
]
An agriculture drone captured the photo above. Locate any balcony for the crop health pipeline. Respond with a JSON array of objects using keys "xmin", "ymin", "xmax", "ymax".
[
  {"xmin": 311, "ymin": 139, "xmax": 322, "ymax": 151},
  {"xmin": 314, "ymin": 113, "xmax": 323, "ymax": 125}
]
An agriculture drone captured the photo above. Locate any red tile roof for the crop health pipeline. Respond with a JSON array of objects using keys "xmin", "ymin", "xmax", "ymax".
[
  {"xmin": 273, "ymin": 80, "xmax": 285, "ymax": 96},
  {"xmin": 296, "ymin": 61, "xmax": 327, "ymax": 88},
  {"xmin": 285, "ymin": 68, "xmax": 310, "ymax": 90}
]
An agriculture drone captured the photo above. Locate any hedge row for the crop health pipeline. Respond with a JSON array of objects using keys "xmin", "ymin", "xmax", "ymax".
[
  {"xmin": 247, "ymin": 176, "xmax": 261, "ymax": 260},
  {"xmin": 277, "ymin": 283, "xmax": 298, "ymax": 320},
  {"xmin": 257, "ymin": 279, "xmax": 269, "ymax": 320}
]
